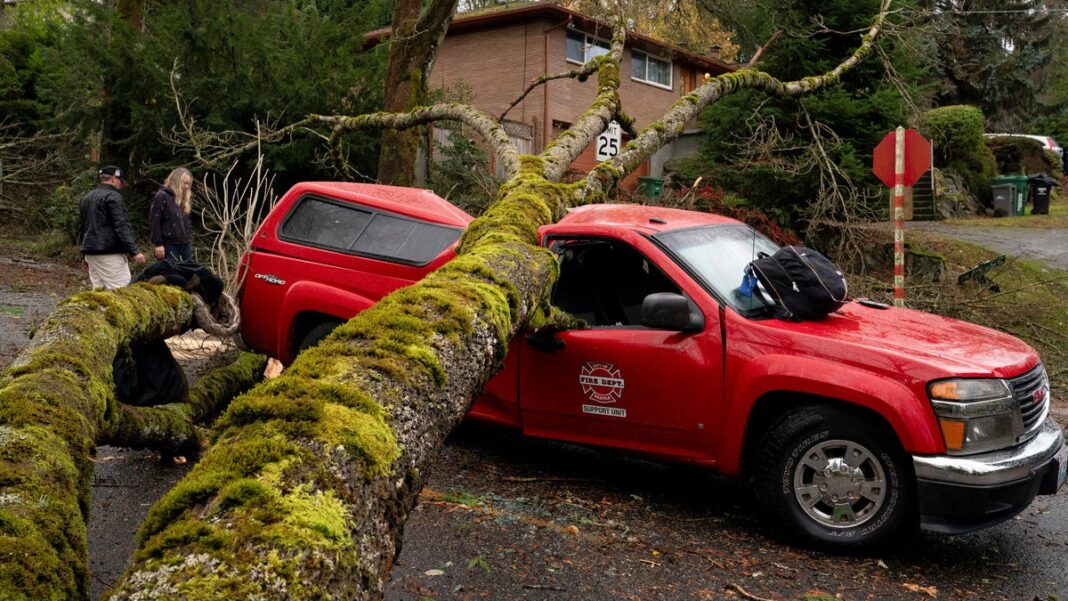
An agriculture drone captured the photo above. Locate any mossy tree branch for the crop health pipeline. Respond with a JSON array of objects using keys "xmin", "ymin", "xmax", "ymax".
[
  {"xmin": 539, "ymin": 13, "xmax": 628, "ymax": 182},
  {"xmin": 579, "ymin": 0, "xmax": 892, "ymax": 201},
  {"xmin": 499, "ymin": 56, "xmax": 602, "ymax": 122},
  {"xmin": 315, "ymin": 105, "xmax": 520, "ymax": 179},
  {"xmin": 0, "ymin": 286, "xmax": 266, "ymax": 600},
  {"xmin": 100, "ymin": 352, "xmax": 269, "ymax": 456}
]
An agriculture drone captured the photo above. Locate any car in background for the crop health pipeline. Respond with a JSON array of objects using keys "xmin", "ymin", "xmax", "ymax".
[{"xmin": 985, "ymin": 133, "xmax": 1063, "ymax": 159}]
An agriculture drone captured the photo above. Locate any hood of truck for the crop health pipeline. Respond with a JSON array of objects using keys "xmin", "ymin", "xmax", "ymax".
[{"xmin": 753, "ymin": 301, "xmax": 1038, "ymax": 379}]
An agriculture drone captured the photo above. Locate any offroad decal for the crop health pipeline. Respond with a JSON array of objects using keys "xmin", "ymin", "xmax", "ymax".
[
  {"xmin": 254, "ymin": 273, "xmax": 286, "ymax": 286},
  {"xmin": 579, "ymin": 362, "xmax": 624, "ymax": 404}
]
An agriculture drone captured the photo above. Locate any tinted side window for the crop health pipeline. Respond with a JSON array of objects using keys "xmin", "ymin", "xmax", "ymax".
[
  {"xmin": 351, "ymin": 213, "xmax": 461, "ymax": 264},
  {"xmin": 282, "ymin": 197, "xmax": 371, "ymax": 250},
  {"xmin": 280, "ymin": 196, "xmax": 463, "ymax": 265}
]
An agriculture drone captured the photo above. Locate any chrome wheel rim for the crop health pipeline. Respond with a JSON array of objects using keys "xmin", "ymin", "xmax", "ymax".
[{"xmin": 792, "ymin": 438, "xmax": 887, "ymax": 528}]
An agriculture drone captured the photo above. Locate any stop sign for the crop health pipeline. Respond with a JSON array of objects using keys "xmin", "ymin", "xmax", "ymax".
[{"xmin": 872, "ymin": 129, "xmax": 931, "ymax": 187}]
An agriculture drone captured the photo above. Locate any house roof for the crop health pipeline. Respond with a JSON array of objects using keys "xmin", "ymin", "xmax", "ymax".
[{"xmin": 365, "ymin": 2, "xmax": 734, "ymax": 75}]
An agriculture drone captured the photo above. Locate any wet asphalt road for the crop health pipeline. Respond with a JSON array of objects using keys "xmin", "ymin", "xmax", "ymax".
[
  {"xmin": 85, "ymin": 423, "xmax": 1068, "ymax": 601},
  {"xmin": 88, "ymin": 447, "xmax": 193, "ymax": 599},
  {"xmin": 388, "ymin": 424, "xmax": 1068, "ymax": 601},
  {"xmin": 907, "ymin": 222, "xmax": 1068, "ymax": 271}
]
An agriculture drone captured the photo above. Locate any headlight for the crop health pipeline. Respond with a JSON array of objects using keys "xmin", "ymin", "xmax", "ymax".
[{"xmin": 928, "ymin": 378, "xmax": 1021, "ymax": 455}]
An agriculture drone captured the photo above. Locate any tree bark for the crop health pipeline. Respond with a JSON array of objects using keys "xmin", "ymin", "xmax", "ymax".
[
  {"xmin": 377, "ymin": 0, "xmax": 459, "ymax": 185},
  {"xmin": 0, "ymin": 285, "xmax": 194, "ymax": 600}
]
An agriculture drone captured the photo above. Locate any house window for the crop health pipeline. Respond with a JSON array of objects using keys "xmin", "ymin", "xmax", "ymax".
[
  {"xmin": 566, "ymin": 29, "xmax": 610, "ymax": 64},
  {"xmin": 631, "ymin": 50, "xmax": 672, "ymax": 89}
]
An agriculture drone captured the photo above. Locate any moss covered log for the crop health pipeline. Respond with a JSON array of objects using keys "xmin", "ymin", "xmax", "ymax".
[
  {"xmin": 106, "ymin": 162, "xmax": 570, "ymax": 599},
  {"xmin": 0, "ymin": 285, "xmax": 195, "ymax": 600},
  {"xmin": 100, "ymin": 352, "xmax": 269, "ymax": 456}
]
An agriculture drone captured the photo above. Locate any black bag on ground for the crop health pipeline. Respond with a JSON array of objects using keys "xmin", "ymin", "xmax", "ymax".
[
  {"xmin": 113, "ymin": 338, "xmax": 189, "ymax": 407},
  {"xmin": 750, "ymin": 246, "xmax": 848, "ymax": 320}
]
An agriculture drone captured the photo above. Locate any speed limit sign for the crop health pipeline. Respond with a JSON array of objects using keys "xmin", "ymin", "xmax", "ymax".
[{"xmin": 595, "ymin": 121, "xmax": 621, "ymax": 161}]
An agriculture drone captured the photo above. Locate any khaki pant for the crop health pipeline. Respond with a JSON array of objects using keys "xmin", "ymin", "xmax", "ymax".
[{"xmin": 85, "ymin": 254, "xmax": 131, "ymax": 290}]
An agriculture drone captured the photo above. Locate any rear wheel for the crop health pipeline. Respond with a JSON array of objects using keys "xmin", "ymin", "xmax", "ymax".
[
  {"xmin": 297, "ymin": 319, "xmax": 343, "ymax": 354},
  {"xmin": 752, "ymin": 405, "xmax": 912, "ymax": 547}
]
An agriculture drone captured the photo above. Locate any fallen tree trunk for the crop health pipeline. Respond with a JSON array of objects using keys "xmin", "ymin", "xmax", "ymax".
[
  {"xmin": 0, "ymin": 286, "xmax": 265, "ymax": 599},
  {"xmin": 0, "ymin": 285, "xmax": 195, "ymax": 599},
  {"xmin": 100, "ymin": 352, "xmax": 269, "ymax": 456},
  {"xmin": 107, "ymin": 168, "xmax": 566, "ymax": 599}
]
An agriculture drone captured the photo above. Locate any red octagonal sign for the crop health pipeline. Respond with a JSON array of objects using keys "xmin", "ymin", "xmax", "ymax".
[{"xmin": 872, "ymin": 129, "xmax": 931, "ymax": 188}]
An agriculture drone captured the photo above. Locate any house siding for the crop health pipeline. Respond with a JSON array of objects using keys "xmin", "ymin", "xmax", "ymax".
[{"xmin": 429, "ymin": 13, "xmax": 721, "ymax": 188}]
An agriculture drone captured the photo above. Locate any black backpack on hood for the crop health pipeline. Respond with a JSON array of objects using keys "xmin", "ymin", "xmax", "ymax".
[{"xmin": 750, "ymin": 246, "xmax": 848, "ymax": 320}]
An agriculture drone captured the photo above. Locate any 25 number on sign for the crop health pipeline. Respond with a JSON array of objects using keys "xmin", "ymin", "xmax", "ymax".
[{"xmin": 596, "ymin": 121, "xmax": 622, "ymax": 162}]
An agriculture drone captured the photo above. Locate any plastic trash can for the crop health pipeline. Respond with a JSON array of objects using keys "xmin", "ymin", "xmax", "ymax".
[
  {"xmin": 637, "ymin": 176, "xmax": 664, "ymax": 198},
  {"xmin": 991, "ymin": 184, "xmax": 1015, "ymax": 217},
  {"xmin": 992, "ymin": 175, "xmax": 1029, "ymax": 215}
]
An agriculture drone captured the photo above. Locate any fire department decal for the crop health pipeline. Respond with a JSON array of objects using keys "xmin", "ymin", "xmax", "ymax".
[{"xmin": 579, "ymin": 362, "xmax": 626, "ymax": 418}]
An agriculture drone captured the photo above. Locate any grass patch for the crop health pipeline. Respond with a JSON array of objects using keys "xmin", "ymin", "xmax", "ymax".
[
  {"xmin": 848, "ymin": 230, "xmax": 1068, "ymax": 393},
  {"xmin": 945, "ymin": 192, "xmax": 1068, "ymax": 229}
]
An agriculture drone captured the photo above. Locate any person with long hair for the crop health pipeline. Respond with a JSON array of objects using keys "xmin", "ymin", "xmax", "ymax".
[{"xmin": 149, "ymin": 167, "xmax": 194, "ymax": 262}]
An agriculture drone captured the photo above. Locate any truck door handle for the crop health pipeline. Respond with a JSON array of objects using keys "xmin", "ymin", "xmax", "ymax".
[{"xmin": 526, "ymin": 330, "xmax": 564, "ymax": 353}]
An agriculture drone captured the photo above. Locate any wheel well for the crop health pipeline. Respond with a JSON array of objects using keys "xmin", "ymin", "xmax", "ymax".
[
  {"xmin": 289, "ymin": 311, "xmax": 344, "ymax": 357},
  {"xmin": 740, "ymin": 392, "xmax": 905, "ymax": 479}
]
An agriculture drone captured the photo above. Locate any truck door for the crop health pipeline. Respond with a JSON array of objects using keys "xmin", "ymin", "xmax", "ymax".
[{"xmin": 518, "ymin": 237, "xmax": 722, "ymax": 463}]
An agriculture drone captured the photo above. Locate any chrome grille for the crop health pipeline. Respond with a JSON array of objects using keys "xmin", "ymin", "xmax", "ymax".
[{"xmin": 1009, "ymin": 364, "xmax": 1049, "ymax": 433}]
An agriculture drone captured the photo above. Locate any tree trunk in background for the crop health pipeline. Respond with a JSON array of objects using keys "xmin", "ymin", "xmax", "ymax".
[{"xmin": 377, "ymin": 0, "xmax": 458, "ymax": 185}]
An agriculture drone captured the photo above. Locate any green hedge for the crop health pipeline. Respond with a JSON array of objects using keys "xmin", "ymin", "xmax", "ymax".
[{"xmin": 916, "ymin": 105, "xmax": 997, "ymax": 205}]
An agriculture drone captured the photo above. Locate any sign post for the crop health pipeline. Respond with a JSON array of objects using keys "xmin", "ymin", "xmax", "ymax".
[{"xmin": 872, "ymin": 128, "xmax": 931, "ymax": 307}]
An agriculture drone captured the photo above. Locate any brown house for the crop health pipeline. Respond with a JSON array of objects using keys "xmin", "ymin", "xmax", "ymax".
[{"xmin": 370, "ymin": 2, "xmax": 734, "ymax": 189}]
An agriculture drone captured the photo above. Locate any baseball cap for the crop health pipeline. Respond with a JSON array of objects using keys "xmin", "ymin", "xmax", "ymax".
[{"xmin": 99, "ymin": 165, "xmax": 126, "ymax": 183}]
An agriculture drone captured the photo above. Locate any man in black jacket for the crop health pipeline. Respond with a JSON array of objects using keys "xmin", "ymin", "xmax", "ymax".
[{"xmin": 79, "ymin": 165, "xmax": 145, "ymax": 289}]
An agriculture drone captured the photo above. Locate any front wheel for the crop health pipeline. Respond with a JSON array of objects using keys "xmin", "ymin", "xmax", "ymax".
[{"xmin": 752, "ymin": 406, "xmax": 913, "ymax": 547}]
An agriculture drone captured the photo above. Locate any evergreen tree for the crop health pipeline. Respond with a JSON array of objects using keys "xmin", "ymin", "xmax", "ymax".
[
  {"xmin": 678, "ymin": 0, "xmax": 929, "ymax": 229},
  {"xmin": 924, "ymin": 0, "xmax": 1056, "ymax": 131},
  {"xmin": 33, "ymin": 0, "xmax": 391, "ymax": 189}
]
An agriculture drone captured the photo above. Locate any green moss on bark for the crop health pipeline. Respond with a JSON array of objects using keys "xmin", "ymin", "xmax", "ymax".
[{"xmin": 0, "ymin": 285, "xmax": 195, "ymax": 600}]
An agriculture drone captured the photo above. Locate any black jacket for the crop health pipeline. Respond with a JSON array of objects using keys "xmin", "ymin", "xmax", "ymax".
[
  {"xmin": 148, "ymin": 187, "xmax": 192, "ymax": 246},
  {"xmin": 79, "ymin": 183, "xmax": 139, "ymax": 255}
]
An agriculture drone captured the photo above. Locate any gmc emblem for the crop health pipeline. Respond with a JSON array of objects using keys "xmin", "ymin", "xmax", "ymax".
[{"xmin": 1034, "ymin": 388, "xmax": 1046, "ymax": 403}]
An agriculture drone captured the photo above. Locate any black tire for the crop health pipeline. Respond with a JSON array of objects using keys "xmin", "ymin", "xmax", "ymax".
[
  {"xmin": 297, "ymin": 319, "xmax": 343, "ymax": 354},
  {"xmin": 752, "ymin": 405, "xmax": 912, "ymax": 547}
]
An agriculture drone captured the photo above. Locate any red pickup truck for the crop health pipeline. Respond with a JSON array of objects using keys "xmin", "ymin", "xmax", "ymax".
[{"xmin": 238, "ymin": 182, "xmax": 1066, "ymax": 546}]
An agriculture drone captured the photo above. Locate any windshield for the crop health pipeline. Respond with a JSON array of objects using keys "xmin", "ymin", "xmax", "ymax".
[{"xmin": 655, "ymin": 224, "xmax": 780, "ymax": 314}]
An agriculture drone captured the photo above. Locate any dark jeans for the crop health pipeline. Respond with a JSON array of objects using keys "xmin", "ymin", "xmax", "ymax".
[{"xmin": 164, "ymin": 243, "xmax": 193, "ymax": 263}]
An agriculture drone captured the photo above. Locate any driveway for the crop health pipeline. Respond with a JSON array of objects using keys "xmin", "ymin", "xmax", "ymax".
[{"xmin": 907, "ymin": 222, "xmax": 1068, "ymax": 270}]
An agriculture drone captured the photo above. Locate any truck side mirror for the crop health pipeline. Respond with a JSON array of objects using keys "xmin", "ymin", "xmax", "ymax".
[{"xmin": 640, "ymin": 293, "xmax": 704, "ymax": 333}]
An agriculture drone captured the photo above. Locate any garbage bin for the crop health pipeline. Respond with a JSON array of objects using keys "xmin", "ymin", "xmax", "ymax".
[
  {"xmin": 637, "ymin": 176, "xmax": 664, "ymax": 198},
  {"xmin": 1027, "ymin": 173, "xmax": 1059, "ymax": 215},
  {"xmin": 992, "ymin": 175, "xmax": 1030, "ymax": 215},
  {"xmin": 991, "ymin": 184, "xmax": 1015, "ymax": 217}
]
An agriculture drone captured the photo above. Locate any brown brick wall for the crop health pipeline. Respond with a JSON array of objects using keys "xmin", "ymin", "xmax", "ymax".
[
  {"xmin": 431, "ymin": 20, "xmax": 549, "ymax": 147},
  {"xmin": 430, "ymin": 19, "xmax": 710, "ymax": 187}
]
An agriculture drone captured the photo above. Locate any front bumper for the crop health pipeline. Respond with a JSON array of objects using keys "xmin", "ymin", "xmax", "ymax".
[{"xmin": 912, "ymin": 417, "xmax": 1067, "ymax": 534}]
